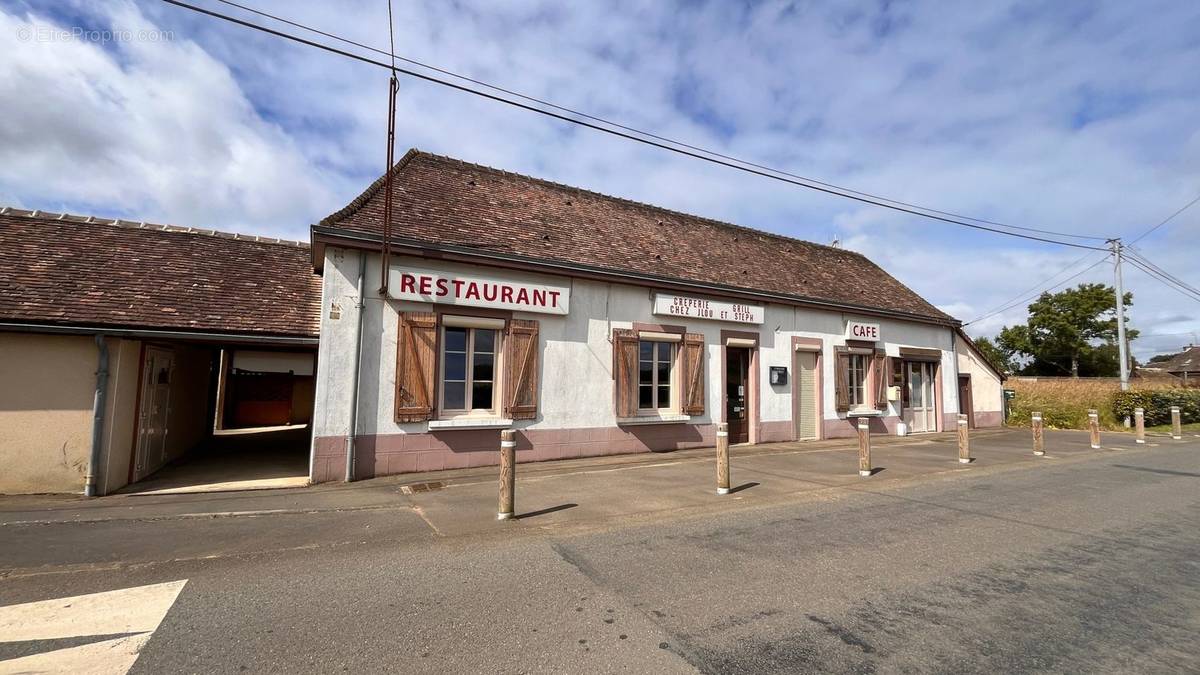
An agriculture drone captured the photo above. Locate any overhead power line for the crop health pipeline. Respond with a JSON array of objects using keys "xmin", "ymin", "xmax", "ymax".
[
  {"xmin": 161, "ymin": 0, "xmax": 1111, "ymax": 251},
  {"xmin": 1125, "ymin": 247, "xmax": 1200, "ymax": 297},
  {"xmin": 1124, "ymin": 256, "xmax": 1200, "ymax": 304},
  {"xmin": 962, "ymin": 253, "xmax": 1112, "ymax": 326},
  {"xmin": 1129, "ymin": 191, "xmax": 1200, "ymax": 244}
]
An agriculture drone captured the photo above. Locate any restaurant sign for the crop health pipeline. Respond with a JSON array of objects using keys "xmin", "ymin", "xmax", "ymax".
[
  {"xmin": 387, "ymin": 266, "xmax": 570, "ymax": 315},
  {"xmin": 845, "ymin": 320, "xmax": 881, "ymax": 341},
  {"xmin": 653, "ymin": 293, "xmax": 764, "ymax": 325}
]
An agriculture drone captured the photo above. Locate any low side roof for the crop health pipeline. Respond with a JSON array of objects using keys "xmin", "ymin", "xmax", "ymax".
[
  {"xmin": 0, "ymin": 209, "xmax": 321, "ymax": 338},
  {"xmin": 317, "ymin": 150, "xmax": 956, "ymax": 325},
  {"xmin": 1163, "ymin": 346, "xmax": 1200, "ymax": 373}
]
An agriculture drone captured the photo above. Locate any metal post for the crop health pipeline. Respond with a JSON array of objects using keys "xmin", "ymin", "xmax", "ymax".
[
  {"xmin": 716, "ymin": 423, "xmax": 730, "ymax": 495},
  {"xmin": 957, "ymin": 413, "xmax": 970, "ymax": 463},
  {"xmin": 1032, "ymin": 412, "xmax": 1045, "ymax": 456},
  {"xmin": 1171, "ymin": 406, "xmax": 1183, "ymax": 440},
  {"xmin": 857, "ymin": 419, "xmax": 872, "ymax": 477},
  {"xmin": 498, "ymin": 429, "xmax": 515, "ymax": 520},
  {"xmin": 1134, "ymin": 407, "xmax": 1145, "ymax": 444},
  {"xmin": 1088, "ymin": 409, "xmax": 1101, "ymax": 449},
  {"xmin": 1112, "ymin": 239, "xmax": 1130, "ymax": 392}
]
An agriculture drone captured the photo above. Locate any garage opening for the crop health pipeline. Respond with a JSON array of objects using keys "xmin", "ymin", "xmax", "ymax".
[{"xmin": 119, "ymin": 345, "xmax": 315, "ymax": 495}]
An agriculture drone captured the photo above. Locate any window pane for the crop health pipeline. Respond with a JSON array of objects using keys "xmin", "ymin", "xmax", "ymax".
[
  {"xmin": 657, "ymin": 385, "xmax": 670, "ymax": 409},
  {"xmin": 471, "ymin": 381, "xmax": 493, "ymax": 410},
  {"xmin": 657, "ymin": 342, "xmax": 671, "ymax": 360},
  {"xmin": 444, "ymin": 327, "xmax": 467, "ymax": 352},
  {"xmin": 472, "ymin": 352, "xmax": 494, "ymax": 381},
  {"xmin": 444, "ymin": 352, "xmax": 466, "ymax": 381},
  {"xmin": 639, "ymin": 341, "xmax": 653, "ymax": 360},
  {"xmin": 474, "ymin": 329, "xmax": 495, "ymax": 354},
  {"xmin": 444, "ymin": 381, "xmax": 465, "ymax": 410},
  {"xmin": 639, "ymin": 385, "xmax": 653, "ymax": 409},
  {"xmin": 657, "ymin": 361, "xmax": 669, "ymax": 385},
  {"xmin": 639, "ymin": 361, "xmax": 652, "ymax": 385}
]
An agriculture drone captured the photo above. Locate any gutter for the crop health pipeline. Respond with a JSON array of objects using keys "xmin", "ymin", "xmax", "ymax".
[
  {"xmin": 85, "ymin": 334, "xmax": 109, "ymax": 497},
  {"xmin": 345, "ymin": 250, "xmax": 368, "ymax": 482},
  {"xmin": 0, "ymin": 321, "xmax": 318, "ymax": 346},
  {"xmin": 310, "ymin": 226, "xmax": 961, "ymax": 329}
]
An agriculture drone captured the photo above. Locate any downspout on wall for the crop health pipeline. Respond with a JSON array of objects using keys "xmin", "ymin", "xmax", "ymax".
[
  {"xmin": 345, "ymin": 251, "xmax": 367, "ymax": 482},
  {"xmin": 85, "ymin": 334, "xmax": 109, "ymax": 497}
]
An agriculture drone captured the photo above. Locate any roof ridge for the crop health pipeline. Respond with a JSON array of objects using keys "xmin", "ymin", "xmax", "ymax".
[
  {"xmin": 0, "ymin": 206, "xmax": 310, "ymax": 249},
  {"xmin": 323, "ymin": 149, "xmax": 864, "ymax": 260}
]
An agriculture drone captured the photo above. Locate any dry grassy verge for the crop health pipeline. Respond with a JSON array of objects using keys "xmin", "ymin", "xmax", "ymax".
[{"xmin": 1006, "ymin": 377, "xmax": 1178, "ymax": 431}]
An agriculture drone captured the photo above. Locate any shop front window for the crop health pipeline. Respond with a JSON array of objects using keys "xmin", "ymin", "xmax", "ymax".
[
  {"xmin": 441, "ymin": 326, "xmax": 498, "ymax": 414},
  {"xmin": 638, "ymin": 340, "xmax": 673, "ymax": 410},
  {"xmin": 847, "ymin": 353, "xmax": 867, "ymax": 408}
]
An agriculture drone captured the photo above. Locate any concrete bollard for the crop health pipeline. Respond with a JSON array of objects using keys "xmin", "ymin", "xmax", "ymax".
[
  {"xmin": 1088, "ymin": 409, "xmax": 1101, "ymax": 449},
  {"xmin": 1134, "ymin": 407, "xmax": 1145, "ymax": 444},
  {"xmin": 497, "ymin": 429, "xmax": 516, "ymax": 521},
  {"xmin": 957, "ymin": 413, "xmax": 970, "ymax": 463},
  {"xmin": 1032, "ymin": 413, "xmax": 1045, "ymax": 456},
  {"xmin": 1171, "ymin": 406, "xmax": 1183, "ymax": 440},
  {"xmin": 857, "ymin": 419, "xmax": 872, "ymax": 477},
  {"xmin": 716, "ymin": 423, "xmax": 730, "ymax": 495}
]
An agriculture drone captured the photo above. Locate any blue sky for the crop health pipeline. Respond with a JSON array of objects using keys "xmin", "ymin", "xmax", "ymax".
[{"xmin": 1, "ymin": 0, "xmax": 1198, "ymax": 360}]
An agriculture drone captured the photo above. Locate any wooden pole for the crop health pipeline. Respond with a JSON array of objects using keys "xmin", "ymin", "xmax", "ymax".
[
  {"xmin": 497, "ymin": 429, "xmax": 515, "ymax": 520},
  {"xmin": 1171, "ymin": 406, "xmax": 1183, "ymax": 440},
  {"xmin": 716, "ymin": 423, "xmax": 730, "ymax": 495},
  {"xmin": 957, "ymin": 413, "xmax": 970, "ymax": 463},
  {"xmin": 857, "ymin": 419, "xmax": 872, "ymax": 477},
  {"xmin": 1088, "ymin": 409, "xmax": 1101, "ymax": 449},
  {"xmin": 1032, "ymin": 412, "xmax": 1044, "ymax": 456},
  {"xmin": 1134, "ymin": 407, "xmax": 1145, "ymax": 444}
]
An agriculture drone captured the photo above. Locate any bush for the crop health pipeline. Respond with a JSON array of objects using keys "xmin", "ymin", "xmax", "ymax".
[{"xmin": 1112, "ymin": 389, "xmax": 1200, "ymax": 426}]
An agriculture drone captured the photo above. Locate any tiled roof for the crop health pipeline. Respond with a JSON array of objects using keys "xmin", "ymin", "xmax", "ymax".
[
  {"xmin": 0, "ymin": 208, "xmax": 320, "ymax": 338},
  {"xmin": 319, "ymin": 149, "xmax": 955, "ymax": 324},
  {"xmin": 1163, "ymin": 346, "xmax": 1200, "ymax": 373}
]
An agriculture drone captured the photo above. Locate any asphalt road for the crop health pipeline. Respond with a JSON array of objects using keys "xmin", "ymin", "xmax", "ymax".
[{"xmin": 2, "ymin": 437, "xmax": 1198, "ymax": 673}]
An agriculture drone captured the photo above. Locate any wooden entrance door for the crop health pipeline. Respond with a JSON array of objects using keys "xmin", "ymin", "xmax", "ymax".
[
  {"xmin": 134, "ymin": 347, "xmax": 175, "ymax": 481},
  {"xmin": 726, "ymin": 347, "xmax": 750, "ymax": 444},
  {"xmin": 958, "ymin": 375, "xmax": 974, "ymax": 429},
  {"xmin": 793, "ymin": 351, "xmax": 818, "ymax": 440},
  {"xmin": 904, "ymin": 361, "xmax": 937, "ymax": 433}
]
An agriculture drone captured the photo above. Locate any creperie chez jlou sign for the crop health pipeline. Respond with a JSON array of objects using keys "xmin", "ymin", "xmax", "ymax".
[
  {"xmin": 653, "ymin": 293, "xmax": 764, "ymax": 325},
  {"xmin": 387, "ymin": 267, "xmax": 570, "ymax": 315},
  {"xmin": 845, "ymin": 321, "xmax": 881, "ymax": 341}
]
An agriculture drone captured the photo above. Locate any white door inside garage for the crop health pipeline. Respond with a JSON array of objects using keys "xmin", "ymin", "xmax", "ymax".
[{"xmin": 134, "ymin": 346, "xmax": 175, "ymax": 481}]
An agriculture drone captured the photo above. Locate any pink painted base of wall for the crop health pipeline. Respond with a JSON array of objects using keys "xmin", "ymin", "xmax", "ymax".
[
  {"xmin": 313, "ymin": 423, "xmax": 717, "ymax": 482},
  {"xmin": 974, "ymin": 411, "xmax": 1003, "ymax": 428},
  {"xmin": 823, "ymin": 415, "xmax": 902, "ymax": 439}
]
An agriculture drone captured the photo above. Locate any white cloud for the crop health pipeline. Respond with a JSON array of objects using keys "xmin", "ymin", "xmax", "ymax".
[{"xmin": 1, "ymin": 0, "xmax": 1198, "ymax": 359}]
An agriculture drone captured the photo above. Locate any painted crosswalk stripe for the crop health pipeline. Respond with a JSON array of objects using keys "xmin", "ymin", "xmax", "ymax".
[{"xmin": 0, "ymin": 579, "xmax": 186, "ymax": 674}]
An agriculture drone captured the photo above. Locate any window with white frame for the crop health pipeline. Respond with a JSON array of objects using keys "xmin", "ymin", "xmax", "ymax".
[
  {"xmin": 440, "ymin": 326, "xmax": 499, "ymax": 414},
  {"xmin": 638, "ymin": 340, "xmax": 674, "ymax": 410},
  {"xmin": 847, "ymin": 353, "xmax": 868, "ymax": 408}
]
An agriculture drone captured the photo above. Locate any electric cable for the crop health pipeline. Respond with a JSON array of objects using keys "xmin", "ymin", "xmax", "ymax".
[{"xmin": 160, "ymin": 0, "xmax": 1112, "ymax": 251}]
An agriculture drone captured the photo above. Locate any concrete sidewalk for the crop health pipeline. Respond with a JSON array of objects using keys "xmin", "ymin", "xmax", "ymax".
[{"xmin": 0, "ymin": 427, "xmax": 1184, "ymax": 533}]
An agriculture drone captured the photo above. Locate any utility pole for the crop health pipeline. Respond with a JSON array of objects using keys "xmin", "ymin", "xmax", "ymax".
[{"xmin": 1111, "ymin": 239, "xmax": 1130, "ymax": 392}]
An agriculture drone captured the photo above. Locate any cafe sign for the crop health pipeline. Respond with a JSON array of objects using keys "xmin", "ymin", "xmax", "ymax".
[
  {"xmin": 845, "ymin": 320, "xmax": 881, "ymax": 341},
  {"xmin": 653, "ymin": 293, "xmax": 764, "ymax": 325},
  {"xmin": 387, "ymin": 266, "xmax": 570, "ymax": 315}
]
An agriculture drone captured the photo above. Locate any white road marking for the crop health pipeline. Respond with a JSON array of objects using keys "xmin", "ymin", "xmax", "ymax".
[{"xmin": 0, "ymin": 579, "xmax": 186, "ymax": 674}]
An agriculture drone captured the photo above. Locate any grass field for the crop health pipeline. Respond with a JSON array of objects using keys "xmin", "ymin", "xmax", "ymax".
[{"xmin": 1006, "ymin": 377, "xmax": 1180, "ymax": 431}]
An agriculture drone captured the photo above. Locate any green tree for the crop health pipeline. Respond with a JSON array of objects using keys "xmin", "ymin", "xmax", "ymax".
[
  {"xmin": 972, "ymin": 336, "xmax": 1013, "ymax": 374},
  {"xmin": 994, "ymin": 283, "xmax": 1137, "ymax": 377}
]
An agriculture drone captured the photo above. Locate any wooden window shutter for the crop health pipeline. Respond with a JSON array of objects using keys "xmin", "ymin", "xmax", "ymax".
[
  {"xmin": 504, "ymin": 319, "xmax": 540, "ymax": 420},
  {"xmin": 612, "ymin": 328, "xmax": 639, "ymax": 417},
  {"xmin": 681, "ymin": 333, "xmax": 705, "ymax": 415},
  {"xmin": 874, "ymin": 351, "xmax": 888, "ymax": 410},
  {"xmin": 395, "ymin": 312, "xmax": 438, "ymax": 422},
  {"xmin": 834, "ymin": 348, "xmax": 850, "ymax": 413}
]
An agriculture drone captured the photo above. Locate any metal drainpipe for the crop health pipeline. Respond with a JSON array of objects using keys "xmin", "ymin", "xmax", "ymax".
[
  {"xmin": 345, "ymin": 251, "xmax": 367, "ymax": 482},
  {"xmin": 85, "ymin": 334, "xmax": 109, "ymax": 497}
]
